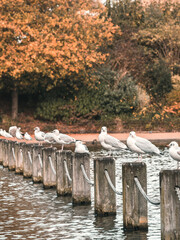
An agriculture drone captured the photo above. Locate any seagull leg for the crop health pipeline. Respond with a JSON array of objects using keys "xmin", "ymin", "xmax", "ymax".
[{"xmin": 136, "ymin": 154, "xmax": 142, "ymax": 162}]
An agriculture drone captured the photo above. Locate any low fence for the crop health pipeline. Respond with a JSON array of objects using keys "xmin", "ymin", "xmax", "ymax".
[{"xmin": 0, "ymin": 138, "xmax": 179, "ymax": 239}]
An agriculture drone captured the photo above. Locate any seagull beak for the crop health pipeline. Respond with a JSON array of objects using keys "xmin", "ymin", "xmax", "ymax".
[{"xmin": 167, "ymin": 144, "xmax": 170, "ymax": 147}]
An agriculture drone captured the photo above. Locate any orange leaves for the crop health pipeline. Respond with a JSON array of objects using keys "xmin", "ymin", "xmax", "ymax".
[
  {"xmin": 164, "ymin": 102, "xmax": 180, "ymax": 114},
  {"xmin": 0, "ymin": 0, "xmax": 120, "ymax": 84}
]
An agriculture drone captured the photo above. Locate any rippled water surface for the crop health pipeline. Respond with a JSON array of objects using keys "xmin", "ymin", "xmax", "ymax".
[{"xmin": 0, "ymin": 147, "xmax": 177, "ymax": 240}]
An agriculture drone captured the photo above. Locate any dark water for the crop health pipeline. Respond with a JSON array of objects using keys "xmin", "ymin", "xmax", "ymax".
[{"xmin": 0, "ymin": 147, "xmax": 177, "ymax": 240}]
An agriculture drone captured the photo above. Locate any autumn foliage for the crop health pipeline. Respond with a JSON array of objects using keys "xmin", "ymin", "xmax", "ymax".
[{"xmin": 0, "ymin": 0, "xmax": 120, "ymax": 87}]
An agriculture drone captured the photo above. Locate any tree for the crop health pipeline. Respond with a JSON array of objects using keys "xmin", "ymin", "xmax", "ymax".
[{"xmin": 0, "ymin": 0, "xmax": 120, "ymax": 119}]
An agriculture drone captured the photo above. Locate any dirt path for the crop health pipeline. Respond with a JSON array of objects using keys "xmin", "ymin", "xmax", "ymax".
[
  {"xmin": 70, "ymin": 131, "xmax": 180, "ymax": 142},
  {"xmin": 0, "ymin": 131, "xmax": 179, "ymax": 144}
]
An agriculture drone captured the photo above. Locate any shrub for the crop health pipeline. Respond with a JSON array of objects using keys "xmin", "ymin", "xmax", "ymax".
[
  {"xmin": 144, "ymin": 60, "xmax": 172, "ymax": 101},
  {"xmin": 101, "ymin": 73, "xmax": 138, "ymax": 115},
  {"xmin": 35, "ymin": 70, "xmax": 139, "ymax": 123}
]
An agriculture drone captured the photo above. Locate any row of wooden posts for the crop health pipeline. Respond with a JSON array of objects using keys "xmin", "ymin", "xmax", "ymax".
[{"xmin": 0, "ymin": 138, "xmax": 180, "ymax": 239}]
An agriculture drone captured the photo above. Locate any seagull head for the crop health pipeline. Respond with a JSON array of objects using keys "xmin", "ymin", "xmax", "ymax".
[
  {"xmin": 75, "ymin": 140, "xmax": 86, "ymax": 146},
  {"xmin": 168, "ymin": 141, "xmax": 179, "ymax": 148},
  {"xmin": 129, "ymin": 131, "xmax": 136, "ymax": 137},
  {"xmin": 34, "ymin": 127, "xmax": 40, "ymax": 131},
  {"xmin": 52, "ymin": 129, "xmax": 59, "ymax": 135},
  {"xmin": 75, "ymin": 141, "xmax": 82, "ymax": 146},
  {"xmin": 101, "ymin": 126, "xmax": 107, "ymax": 133}
]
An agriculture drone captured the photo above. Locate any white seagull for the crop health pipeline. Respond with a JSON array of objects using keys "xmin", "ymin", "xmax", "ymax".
[
  {"xmin": 24, "ymin": 132, "xmax": 32, "ymax": 140},
  {"xmin": 98, "ymin": 126, "xmax": 127, "ymax": 154},
  {"xmin": 44, "ymin": 132, "xmax": 57, "ymax": 145},
  {"xmin": 168, "ymin": 141, "xmax": 180, "ymax": 169},
  {"xmin": 127, "ymin": 131, "xmax": 160, "ymax": 160},
  {"xmin": 52, "ymin": 129, "xmax": 76, "ymax": 150},
  {"xmin": 75, "ymin": 141, "xmax": 90, "ymax": 154},
  {"xmin": 16, "ymin": 127, "xmax": 23, "ymax": 140},
  {"xmin": 0, "ymin": 129, "xmax": 4, "ymax": 136},
  {"xmin": 34, "ymin": 127, "xmax": 45, "ymax": 144},
  {"xmin": 9, "ymin": 126, "xmax": 17, "ymax": 137},
  {"xmin": 0, "ymin": 129, "xmax": 13, "ymax": 138}
]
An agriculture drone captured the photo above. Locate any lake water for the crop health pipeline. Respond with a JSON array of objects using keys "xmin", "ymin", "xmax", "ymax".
[{"xmin": 0, "ymin": 147, "xmax": 177, "ymax": 240}]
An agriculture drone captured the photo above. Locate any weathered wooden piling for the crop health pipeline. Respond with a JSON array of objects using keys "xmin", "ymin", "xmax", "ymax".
[
  {"xmin": 56, "ymin": 150, "xmax": 73, "ymax": 196},
  {"xmin": 94, "ymin": 157, "xmax": 116, "ymax": 216},
  {"xmin": 0, "ymin": 139, "xmax": 3, "ymax": 165},
  {"xmin": 43, "ymin": 147, "xmax": 57, "ymax": 188},
  {"xmin": 15, "ymin": 142, "xmax": 25, "ymax": 174},
  {"xmin": 3, "ymin": 140, "xmax": 9, "ymax": 168},
  {"xmin": 8, "ymin": 141, "xmax": 17, "ymax": 170},
  {"xmin": 122, "ymin": 162, "xmax": 148, "ymax": 230},
  {"xmin": 32, "ymin": 145, "xmax": 43, "ymax": 183},
  {"xmin": 160, "ymin": 170, "xmax": 180, "ymax": 240},
  {"xmin": 72, "ymin": 152, "xmax": 91, "ymax": 205},
  {"xmin": 23, "ymin": 143, "xmax": 33, "ymax": 178}
]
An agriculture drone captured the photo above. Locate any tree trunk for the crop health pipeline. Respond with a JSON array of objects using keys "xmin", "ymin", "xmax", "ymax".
[{"xmin": 12, "ymin": 89, "xmax": 18, "ymax": 120}]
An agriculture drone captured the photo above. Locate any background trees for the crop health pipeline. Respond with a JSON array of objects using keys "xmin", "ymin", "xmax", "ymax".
[
  {"xmin": 0, "ymin": 0, "xmax": 179, "ymax": 131},
  {"xmin": 0, "ymin": 0, "xmax": 119, "ymax": 118}
]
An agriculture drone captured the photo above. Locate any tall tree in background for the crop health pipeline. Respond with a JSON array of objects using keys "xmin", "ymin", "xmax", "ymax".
[{"xmin": 0, "ymin": 0, "xmax": 120, "ymax": 119}]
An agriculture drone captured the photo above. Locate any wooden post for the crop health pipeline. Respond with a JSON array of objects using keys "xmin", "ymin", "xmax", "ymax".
[
  {"xmin": 8, "ymin": 141, "xmax": 17, "ymax": 170},
  {"xmin": 0, "ymin": 139, "xmax": 3, "ymax": 165},
  {"xmin": 32, "ymin": 145, "xmax": 43, "ymax": 183},
  {"xmin": 122, "ymin": 162, "xmax": 148, "ymax": 230},
  {"xmin": 56, "ymin": 150, "xmax": 73, "ymax": 196},
  {"xmin": 160, "ymin": 170, "xmax": 180, "ymax": 240},
  {"xmin": 3, "ymin": 140, "xmax": 9, "ymax": 168},
  {"xmin": 15, "ymin": 142, "xmax": 25, "ymax": 174},
  {"xmin": 23, "ymin": 143, "xmax": 33, "ymax": 178},
  {"xmin": 0, "ymin": 139, "xmax": 6, "ymax": 165},
  {"xmin": 72, "ymin": 152, "xmax": 91, "ymax": 205},
  {"xmin": 42, "ymin": 147, "xmax": 57, "ymax": 188},
  {"xmin": 94, "ymin": 157, "xmax": 116, "ymax": 216}
]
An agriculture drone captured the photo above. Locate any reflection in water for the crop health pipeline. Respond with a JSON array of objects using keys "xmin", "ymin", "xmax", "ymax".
[
  {"xmin": 0, "ymin": 147, "xmax": 176, "ymax": 239},
  {"xmin": 94, "ymin": 215, "xmax": 116, "ymax": 231},
  {"xmin": 124, "ymin": 230, "xmax": 147, "ymax": 240}
]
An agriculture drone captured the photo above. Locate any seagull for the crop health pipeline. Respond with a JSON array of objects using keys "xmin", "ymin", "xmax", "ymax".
[
  {"xmin": 44, "ymin": 132, "xmax": 57, "ymax": 145},
  {"xmin": 127, "ymin": 131, "xmax": 160, "ymax": 160},
  {"xmin": 24, "ymin": 132, "xmax": 32, "ymax": 140},
  {"xmin": 34, "ymin": 127, "xmax": 45, "ymax": 144},
  {"xmin": 98, "ymin": 126, "xmax": 127, "ymax": 154},
  {"xmin": 52, "ymin": 129, "xmax": 76, "ymax": 150},
  {"xmin": 75, "ymin": 141, "xmax": 90, "ymax": 154},
  {"xmin": 16, "ymin": 127, "xmax": 23, "ymax": 140},
  {"xmin": 9, "ymin": 126, "xmax": 17, "ymax": 137},
  {"xmin": 0, "ymin": 129, "xmax": 4, "ymax": 136},
  {"xmin": 168, "ymin": 141, "xmax": 180, "ymax": 169},
  {"xmin": 1, "ymin": 129, "xmax": 13, "ymax": 138}
]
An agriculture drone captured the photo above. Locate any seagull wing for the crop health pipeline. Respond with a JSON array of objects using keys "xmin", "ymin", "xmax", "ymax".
[
  {"xmin": 104, "ymin": 134, "xmax": 127, "ymax": 149},
  {"xmin": 58, "ymin": 133, "xmax": 75, "ymax": 143},
  {"xmin": 135, "ymin": 136, "xmax": 160, "ymax": 155}
]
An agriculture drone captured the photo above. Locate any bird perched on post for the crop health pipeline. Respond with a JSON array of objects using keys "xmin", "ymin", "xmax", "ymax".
[
  {"xmin": 127, "ymin": 131, "xmax": 160, "ymax": 160},
  {"xmin": 16, "ymin": 127, "xmax": 23, "ymax": 140},
  {"xmin": 98, "ymin": 126, "xmax": 127, "ymax": 154},
  {"xmin": 9, "ymin": 126, "xmax": 17, "ymax": 137},
  {"xmin": 44, "ymin": 131, "xmax": 57, "ymax": 146},
  {"xmin": 34, "ymin": 127, "xmax": 45, "ymax": 144},
  {"xmin": 52, "ymin": 129, "xmax": 76, "ymax": 150},
  {"xmin": 0, "ymin": 129, "xmax": 13, "ymax": 138},
  {"xmin": 168, "ymin": 141, "xmax": 180, "ymax": 169},
  {"xmin": 75, "ymin": 141, "xmax": 90, "ymax": 154},
  {"xmin": 24, "ymin": 132, "xmax": 32, "ymax": 140}
]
